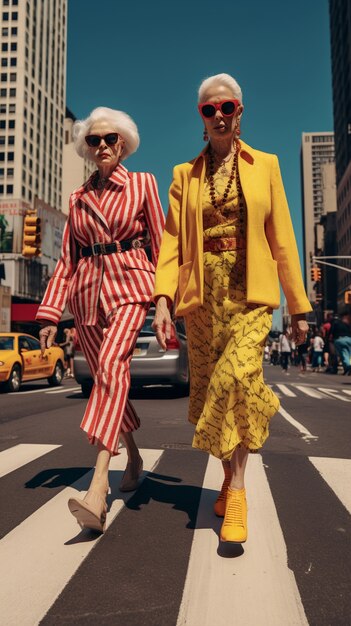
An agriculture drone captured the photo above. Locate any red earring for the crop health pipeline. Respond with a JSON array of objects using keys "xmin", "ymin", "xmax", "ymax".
[{"xmin": 203, "ymin": 129, "xmax": 208, "ymax": 141}]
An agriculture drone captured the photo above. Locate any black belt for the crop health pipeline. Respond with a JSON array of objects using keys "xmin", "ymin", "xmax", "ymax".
[{"xmin": 80, "ymin": 237, "xmax": 147, "ymax": 258}]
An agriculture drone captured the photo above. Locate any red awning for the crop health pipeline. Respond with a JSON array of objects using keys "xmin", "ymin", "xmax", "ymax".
[{"xmin": 11, "ymin": 303, "xmax": 39, "ymax": 322}]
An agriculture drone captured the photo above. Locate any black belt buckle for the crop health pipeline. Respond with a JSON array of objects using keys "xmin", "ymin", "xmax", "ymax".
[{"xmin": 92, "ymin": 242, "xmax": 101, "ymax": 256}]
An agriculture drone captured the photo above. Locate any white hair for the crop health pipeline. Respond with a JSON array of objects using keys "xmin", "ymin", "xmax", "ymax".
[
  {"xmin": 72, "ymin": 106, "xmax": 140, "ymax": 161},
  {"xmin": 198, "ymin": 73, "xmax": 243, "ymax": 103}
]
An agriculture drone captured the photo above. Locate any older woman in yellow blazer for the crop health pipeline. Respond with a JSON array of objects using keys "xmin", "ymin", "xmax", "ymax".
[{"xmin": 153, "ymin": 73, "xmax": 311, "ymax": 545}]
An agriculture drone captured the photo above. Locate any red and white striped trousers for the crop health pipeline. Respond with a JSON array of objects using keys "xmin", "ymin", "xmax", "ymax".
[{"xmin": 76, "ymin": 303, "xmax": 148, "ymax": 455}]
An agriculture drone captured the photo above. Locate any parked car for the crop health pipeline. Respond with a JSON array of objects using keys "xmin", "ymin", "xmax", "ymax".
[
  {"xmin": 0, "ymin": 332, "xmax": 65, "ymax": 392},
  {"xmin": 74, "ymin": 312, "xmax": 189, "ymax": 397}
]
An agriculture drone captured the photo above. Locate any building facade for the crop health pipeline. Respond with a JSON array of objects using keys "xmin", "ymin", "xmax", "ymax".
[
  {"xmin": 329, "ymin": 0, "xmax": 351, "ymax": 308},
  {"xmin": 62, "ymin": 108, "xmax": 95, "ymax": 216},
  {"xmin": 300, "ymin": 132, "xmax": 336, "ymax": 303},
  {"xmin": 0, "ymin": 0, "xmax": 67, "ymax": 315}
]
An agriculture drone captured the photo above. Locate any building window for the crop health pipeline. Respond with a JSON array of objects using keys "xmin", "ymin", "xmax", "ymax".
[
  {"xmin": 11, "ymin": 27, "xmax": 17, "ymax": 36},
  {"xmin": 0, "ymin": 89, "xmax": 6, "ymax": 97},
  {"xmin": 8, "ymin": 104, "xmax": 15, "ymax": 113},
  {"xmin": 0, "ymin": 153, "xmax": 4, "ymax": 161},
  {"xmin": 12, "ymin": 0, "xmax": 18, "ymax": 5},
  {"xmin": 0, "ymin": 104, "xmax": 6, "ymax": 113},
  {"xmin": 3, "ymin": 0, "xmax": 10, "ymax": 5},
  {"xmin": 6, "ymin": 184, "xmax": 13, "ymax": 193},
  {"xmin": 9, "ymin": 88, "xmax": 15, "ymax": 97},
  {"xmin": 7, "ymin": 167, "xmax": 13, "ymax": 176},
  {"xmin": 0, "ymin": 137, "xmax": 5, "ymax": 145},
  {"xmin": 1, "ymin": 59, "xmax": 8, "ymax": 67},
  {"xmin": 2, "ymin": 12, "xmax": 9, "ymax": 21},
  {"xmin": 8, "ymin": 136, "xmax": 14, "ymax": 145},
  {"xmin": 10, "ymin": 58, "xmax": 16, "ymax": 67},
  {"xmin": 0, "ymin": 168, "xmax": 4, "ymax": 176},
  {"xmin": 9, "ymin": 73, "xmax": 16, "ymax": 82},
  {"xmin": 0, "ymin": 121, "xmax": 5, "ymax": 129},
  {"xmin": 0, "ymin": 74, "xmax": 7, "ymax": 82},
  {"xmin": 8, "ymin": 119, "xmax": 15, "ymax": 128},
  {"xmin": 10, "ymin": 42, "xmax": 16, "ymax": 51},
  {"xmin": 7, "ymin": 151, "xmax": 14, "ymax": 161},
  {"xmin": 1, "ymin": 27, "xmax": 8, "ymax": 36},
  {"xmin": 11, "ymin": 11, "xmax": 18, "ymax": 20},
  {"xmin": 1, "ymin": 43, "xmax": 8, "ymax": 51},
  {"xmin": 0, "ymin": 185, "xmax": 4, "ymax": 193}
]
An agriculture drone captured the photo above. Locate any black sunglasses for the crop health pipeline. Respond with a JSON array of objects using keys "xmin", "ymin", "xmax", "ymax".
[{"xmin": 85, "ymin": 132, "xmax": 119, "ymax": 148}]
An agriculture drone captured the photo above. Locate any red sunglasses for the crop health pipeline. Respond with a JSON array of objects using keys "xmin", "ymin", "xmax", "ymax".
[{"xmin": 198, "ymin": 99, "xmax": 240, "ymax": 119}]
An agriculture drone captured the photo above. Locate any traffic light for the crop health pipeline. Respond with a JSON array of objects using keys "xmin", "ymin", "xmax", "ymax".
[
  {"xmin": 345, "ymin": 291, "xmax": 351, "ymax": 304},
  {"xmin": 310, "ymin": 266, "xmax": 322, "ymax": 282},
  {"xmin": 22, "ymin": 210, "xmax": 41, "ymax": 258}
]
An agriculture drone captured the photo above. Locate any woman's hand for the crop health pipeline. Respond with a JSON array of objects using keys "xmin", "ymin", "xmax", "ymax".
[
  {"xmin": 152, "ymin": 297, "xmax": 172, "ymax": 350},
  {"xmin": 39, "ymin": 324, "xmax": 58, "ymax": 356},
  {"xmin": 291, "ymin": 314, "xmax": 309, "ymax": 346}
]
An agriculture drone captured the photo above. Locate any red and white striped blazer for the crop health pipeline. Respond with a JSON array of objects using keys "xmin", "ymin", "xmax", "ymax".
[{"xmin": 36, "ymin": 164, "xmax": 165, "ymax": 326}]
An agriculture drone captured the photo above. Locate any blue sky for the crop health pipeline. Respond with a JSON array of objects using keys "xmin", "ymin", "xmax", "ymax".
[{"xmin": 67, "ymin": 0, "xmax": 333, "ymax": 324}]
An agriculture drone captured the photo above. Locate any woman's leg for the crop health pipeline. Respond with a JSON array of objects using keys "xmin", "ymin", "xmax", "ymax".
[
  {"xmin": 229, "ymin": 446, "xmax": 249, "ymax": 490},
  {"xmin": 89, "ymin": 441, "xmax": 111, "ymax": 496},
  {"xmin": 220, "ymin": 446, "xmax": 249, "ymax": 543}
]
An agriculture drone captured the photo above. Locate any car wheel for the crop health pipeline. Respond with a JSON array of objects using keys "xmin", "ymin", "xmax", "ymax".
[
  {"xmin": 81, "ymin": 381, "xmax": 93, "ymax": 398},
  {"xmin": 47, "ymin": 360, "xmax": 64, "ymax": 386},
  {"xmin": 5, "ymin": 364, "xmax": 21, "ymax": 392}
]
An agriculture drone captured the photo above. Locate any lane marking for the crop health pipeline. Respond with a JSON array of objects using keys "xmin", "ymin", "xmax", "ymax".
[
  {"xmin": 293, "ymin": 385, "xmax": 325, "ymax": 399},
  {"xmin": 0, "ymin": 444, "xmax": 61, "ymax": 479},
  {"xmin": 317, "ymin": 387, "xmax": 351, "ymax": 402},
  {"xmin": 278, "ymin": 406, "xmax": 318, "ymax": 442},
  {"xmin": 176, "ymin": 455, "xmax": 308, "ymax": 626},
  {"xmin": 46, "ymin": 386, "xmax": 81, "ymax": 395},
  {"xmin": 7, "ymin": 385, "xmax": 78, "ymax": 396},
  {"xmin": 342, "ymin": 390, "xmax": 351, "ymax": 396},
  {"xmin": 276, "ymin": 384, "xmax": 296, "ymax": 397},
  {"xmin": 309, "ymin": 457, "xmax": 351, "ymax": 515},
  {"xmin": 0, "ymin": 448, "xmax": 163, "ymax": 626}
]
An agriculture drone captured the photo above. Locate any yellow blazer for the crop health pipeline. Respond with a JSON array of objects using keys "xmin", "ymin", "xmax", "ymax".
[{"xmin": 154, "ymin": 140, "xmax": 312, "ymax": 317}]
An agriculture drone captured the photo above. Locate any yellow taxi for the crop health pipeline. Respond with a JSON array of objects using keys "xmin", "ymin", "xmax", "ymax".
[{"xmin": 0, "ymin": 332, "xmax": 65, "ymax": 392}]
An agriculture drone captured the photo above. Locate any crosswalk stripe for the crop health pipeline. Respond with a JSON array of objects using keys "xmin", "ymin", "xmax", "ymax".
[
  {"xmin": 0, "ymin": 444, "xmax": 61, "ymax": 479},
  {"xmin": 176, "ymin": 455, "xmax": 308, "ymax": 626},
  {"xmin": 342, "ymin": 389, "xmax": 351, "ymax": 397},
  {"xmin": 317, "ymin": 387, "xmax": 351, "ymax": 402},
  {"xmin": 46, "ymin": 386, "xmax": 81, "ymax": 394},
  {"xmin": 309, "ymin": 457, "xmax": 351, "ymax": 516},
  {"xmin": 278, "ymin": 406, "xmax": 318, "ymax": 441},
  {"xmin": 276, "ymin": 384, "xmax": 297, "ymax": 397},
  {"xmin": 293, "ymin": 385, "xmax": 325, "ymax": 399},
  {"xmin": 0, "ymin": 448, "xmax": 163, "ymax": 626}
]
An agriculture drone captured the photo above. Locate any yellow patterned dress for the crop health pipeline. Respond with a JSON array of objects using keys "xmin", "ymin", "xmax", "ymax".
[{"xmin": 186, "ymin": 156, "xmax": 280, "ymax": 461}]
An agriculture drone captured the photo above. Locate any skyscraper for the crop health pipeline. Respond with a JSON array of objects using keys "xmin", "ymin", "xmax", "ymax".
[
  {"xmin": 329, "ymin": 0, "xmax": 351, "ymax": 307},
  {"xmin": 300, "ymin": 132, "xmax": 336, "ymax": 302},
  {"xmin": 0, "ymin": 0, "xmax": 67, "ymax": 310}
]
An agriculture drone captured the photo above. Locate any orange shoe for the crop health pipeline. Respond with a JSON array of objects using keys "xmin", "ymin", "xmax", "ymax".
[
  {"xmin": 220, "ymin": 487, "xmax": 247, "ymax": 543},
  {"xmin": 214, "ymin": 477, "xmax": 231, "ymax": 517}
]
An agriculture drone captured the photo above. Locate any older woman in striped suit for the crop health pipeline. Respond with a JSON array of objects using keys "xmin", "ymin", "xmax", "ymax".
[{"xmin": 37, "ymin": 107, "xmax": 165, "ymax": 533}]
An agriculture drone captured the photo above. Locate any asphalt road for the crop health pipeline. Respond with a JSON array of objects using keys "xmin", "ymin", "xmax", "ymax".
[{"xmin": 0, "ymin": 363, "xmax": 350, "ymax": 626}]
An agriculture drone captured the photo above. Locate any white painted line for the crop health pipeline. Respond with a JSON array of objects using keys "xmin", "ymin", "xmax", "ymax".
[
  {"xmin": 309, "ymin": 457, "xmax": 351, "ymax": 516},
  {"xmin": 0, "ymin": 448, "xmax": 163, "ymax": 626},
  {"xmin": 342, "ymin": 389, "xmax": 351, "ymax": 396},
  {"xmin": 46, "ymin": 386, "xmax": 81, "ymax": 394},
  {"xmin": 176, "ymin": 455, "xmax": 308, "ymax": 626},
  {"xmin": 317, "ymin": 387, "xmax": 351, "ymax": 402},
  {"xmin": 10, "ymin": 387, "xmax": 52, "ymax": 395},
  {"xmin": 278, "ymin": 406, "xmax": 318, "ymax": 442},
  {"xmin": 0, "ymin": 444, "xmax": 61, "ymax": 479},
  {"xmin": 276, "ymin": 384, "xmax": 296, "ymax": 397},
  {"xmin": 293, "ymin": 385, "xmax": 325, "ymax": 399}
]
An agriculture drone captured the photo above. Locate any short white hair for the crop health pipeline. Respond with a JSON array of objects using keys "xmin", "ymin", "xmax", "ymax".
[
  {"xmin": 198, "ymin": 73, "xmax": 243, "ymax": 104},
  {"xmin": 72, "ymin": 106, "xmax": 140, "ymax": 161}
]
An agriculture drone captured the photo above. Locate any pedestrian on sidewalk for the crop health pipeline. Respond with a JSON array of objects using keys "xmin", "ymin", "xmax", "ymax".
[
  {"xmin": 312, "ymin": 331, "xmax": 324, "ymax": 372},
  {"xmin": 152, "ymin": 73, "xmax": 311, "ymax": 546},
  {"xmin": 279, "ymin": 329, "xmax": 291, "ymax": 374},
  {"xmin": 37, "ymin": 107, "xmax": 165, "ymax": 533},
  {"xmin": 60, "ymin": 327, "xmax": 75, "ymax": 378},
  {"xmin": 331, "ymin": 308, "xmax": 351, "ymax": 375}
]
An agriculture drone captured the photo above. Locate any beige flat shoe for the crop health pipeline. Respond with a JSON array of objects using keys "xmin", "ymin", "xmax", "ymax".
[
  {"xmin": 119, "ymin": 456, "xmax": 143, "ymax": 492},
  {"xmin": 68, "ymin": 490, "xmax": 107, "ymax": 533}
]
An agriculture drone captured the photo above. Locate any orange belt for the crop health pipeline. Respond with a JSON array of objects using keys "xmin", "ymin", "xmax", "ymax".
[{"xmin": 203, "ymin": 236, "xmax": 246, "ymax": 253}]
